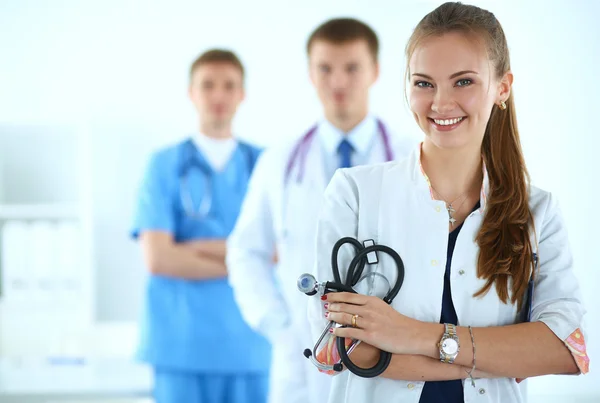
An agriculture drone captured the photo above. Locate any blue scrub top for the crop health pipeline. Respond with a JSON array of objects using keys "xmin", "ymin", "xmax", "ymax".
[{"xmin": 130, "ymin": 138, "xmax": 271, "ymax": 373}]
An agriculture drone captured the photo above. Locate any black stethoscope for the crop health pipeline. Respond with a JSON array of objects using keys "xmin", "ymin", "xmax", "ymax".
[
  {"xmin": 298, "ymin": 237, "xmax": 405, "ymax": 378},
  {"xmin": 298, "ymin": 240, "xmax": 538, "ymax": 378}
]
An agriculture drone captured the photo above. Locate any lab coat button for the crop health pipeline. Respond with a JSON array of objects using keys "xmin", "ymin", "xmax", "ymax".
[
  {"xmin": 479, "ymin": 388, "xmax": 486, "ymax": 395},
  {"xmin": 407, "ymin": 383, "xmax": 415, "ymax": 390},
  {"xmin": 435, "ymin": 206, "xmax": 442, "ymax": 213},
  {"xmin": 459, "ymin": 269, "xmax": 465, "ymax": 275},
  {"xmin": 431, "ymin": 260, "xmax": 439, "ymax": 266}
]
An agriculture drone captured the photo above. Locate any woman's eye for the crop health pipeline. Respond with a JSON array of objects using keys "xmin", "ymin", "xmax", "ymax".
[{"xmin": 415, "ymin": 81, "xmax": 433, "ymax": 88}]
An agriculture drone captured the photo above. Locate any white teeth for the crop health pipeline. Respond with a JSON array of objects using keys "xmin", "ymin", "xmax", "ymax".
[{"xmin": 434, "ymin": 117, "xmax": 464, "ymax": 126}]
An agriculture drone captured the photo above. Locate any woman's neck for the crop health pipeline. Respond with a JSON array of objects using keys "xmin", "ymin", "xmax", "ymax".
[{"xmin": 421, "ymin": 140, "xmax": 483, "ymax": 202}]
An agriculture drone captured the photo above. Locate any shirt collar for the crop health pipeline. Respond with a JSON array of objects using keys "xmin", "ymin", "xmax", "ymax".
[
  {"xmin": 192, "ymin": 132, "xmax": 236, "ymax": 150},
  {"xmin": 413, "ymin": 142, "xmax": 489, "ymax": 212},
  {"xmin": 317, "ymin": 114, "xmax": 378, "ymax": 157}
]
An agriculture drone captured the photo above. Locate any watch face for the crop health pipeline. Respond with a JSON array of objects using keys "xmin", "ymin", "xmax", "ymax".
[{"xmin": 442, "ymin": 338, "xmax": 459, "ymax": 355}]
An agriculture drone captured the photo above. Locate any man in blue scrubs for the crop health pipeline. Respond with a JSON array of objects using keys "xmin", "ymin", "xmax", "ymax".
[{"xmin": 130, "ymin": 49, "xmax": 271, "ymax": 403}]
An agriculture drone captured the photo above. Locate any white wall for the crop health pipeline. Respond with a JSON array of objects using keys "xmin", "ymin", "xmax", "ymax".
[{"xmin": 1, "ymin": 0, "xmax": 598, "ymax": 400}]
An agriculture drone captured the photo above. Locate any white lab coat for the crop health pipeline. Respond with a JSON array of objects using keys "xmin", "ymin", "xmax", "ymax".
[
  {"xmin": 226, "ymin": 118, "xmax": 416, "ymax": 403},
  {"xmin": 308, "ymin": 146, "xmax": 587, "ymax": 403}
]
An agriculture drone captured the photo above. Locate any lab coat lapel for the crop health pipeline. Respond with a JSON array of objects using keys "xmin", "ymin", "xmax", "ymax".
[
  {"xmin": 303, "ymin": 138, "xmax": 328, "ymax": 192},
  {"xmin": 281, "ymin": 139, "xmax": 327, "ymax": 245}
]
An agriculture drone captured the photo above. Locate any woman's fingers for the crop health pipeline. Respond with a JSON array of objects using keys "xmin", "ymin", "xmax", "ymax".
[
  {"xmin": 324, "ymin": 292, "xmax": 369, "ymax": 305},
  {"xmin": 326, "ymin": 302, "xmax": 369, "ymax": 316},
  {"xmin": 330, "ymin": 325, "xmax": 365, "ymax": 340},
  {"xmin": 326, "ymin": 311, "xmax": 368, "ymax": 329}
]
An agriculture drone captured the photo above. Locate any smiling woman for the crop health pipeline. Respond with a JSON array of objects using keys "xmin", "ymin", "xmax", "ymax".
[
  {"xmin": 407, "ymin": 32, "xmax": 511, "ymax": 152},
  {"xmin": 307, "ymin": 2, "xmax": 589, "ymax": 403}
]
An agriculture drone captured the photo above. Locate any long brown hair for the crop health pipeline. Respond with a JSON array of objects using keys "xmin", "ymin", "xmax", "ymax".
[{"xmin": 406, "ymin": 2, "xmax": 535, "ymax": 309}]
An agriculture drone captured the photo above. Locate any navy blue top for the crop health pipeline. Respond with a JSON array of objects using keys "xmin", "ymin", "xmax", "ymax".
[{"xmin": 419, "ymin": 202, "xmax": 480, "ymax": 403}]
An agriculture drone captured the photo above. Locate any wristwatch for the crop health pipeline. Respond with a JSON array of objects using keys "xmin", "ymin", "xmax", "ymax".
[{"xmin": 438, "ymin": 323, "xmax": 460, "ymax": 363}]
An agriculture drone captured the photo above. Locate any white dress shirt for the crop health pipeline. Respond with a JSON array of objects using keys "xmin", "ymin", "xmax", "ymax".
[{"xmin": 317, "ymin": 115, "xmax": 380, "ymax": 179}]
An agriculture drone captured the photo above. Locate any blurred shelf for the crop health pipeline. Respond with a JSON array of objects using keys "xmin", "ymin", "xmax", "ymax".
[
  {"xmin": 0, "ymin": 358, "xmax": 152, "ymax": 402},
  {"xmin": 0, "ymin": 204, "xmax": 80, "ymax": 220}
]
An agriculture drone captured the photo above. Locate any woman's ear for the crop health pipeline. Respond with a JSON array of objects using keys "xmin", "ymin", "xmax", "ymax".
[{"xmin": 497, "ymin": 70, "xmax": 513, "ymax": 103}]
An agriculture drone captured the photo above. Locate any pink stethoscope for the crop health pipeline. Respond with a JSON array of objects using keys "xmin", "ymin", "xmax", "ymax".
[{"xmin": 284, "ymin": 119, "xmax": 394, "ymax": 184}]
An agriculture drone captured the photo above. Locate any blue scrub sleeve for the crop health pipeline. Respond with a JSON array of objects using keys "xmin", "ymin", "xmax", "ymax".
[{"xmin": 130, "ymin": 153, "xmax": 176, "ymax": 239}]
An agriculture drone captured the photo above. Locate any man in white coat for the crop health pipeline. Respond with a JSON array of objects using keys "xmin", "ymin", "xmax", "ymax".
[{"xmin": 226, "ymin": 18, "xmax": 416, "ymax": 403}]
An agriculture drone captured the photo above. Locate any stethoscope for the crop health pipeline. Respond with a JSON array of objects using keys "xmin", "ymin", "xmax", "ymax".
[
  {"xmin": 284, "ymin": 119, "xmax": 394, "ymax": 185},
  {"xmin": 521, "ymin": 251, "xmax": 538, "ymax": 323},
  {"xmin": 178, "ymin": 139, "xmax": 254, "ymax": 219},
  {"xmin": 297, "ymin": 241, "xmax": 538, "ymax": 378},
  {"xmin": 297, "ymin": 237, "xmax": 405, "ymax": 378}
]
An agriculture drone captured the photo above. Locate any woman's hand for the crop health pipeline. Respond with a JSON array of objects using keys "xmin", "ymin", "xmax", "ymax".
[{"xmin": 324, "ymin": 292, "xmax": 441, "ymax": 356}]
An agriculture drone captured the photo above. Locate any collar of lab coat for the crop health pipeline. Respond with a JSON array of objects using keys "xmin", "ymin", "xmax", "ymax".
[
  {"xmin": 412, "ymin": 142, "xmax": 490, "ymax": 213},
  {"xmin": 317, "ymin": 114, "xmax": 377, "ymax": 158}
]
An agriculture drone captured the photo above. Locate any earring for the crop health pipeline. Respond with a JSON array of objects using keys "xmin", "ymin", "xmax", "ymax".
[{"xmin": 499, "ymin": 101, "xmax": 507, "ymax": 110}]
